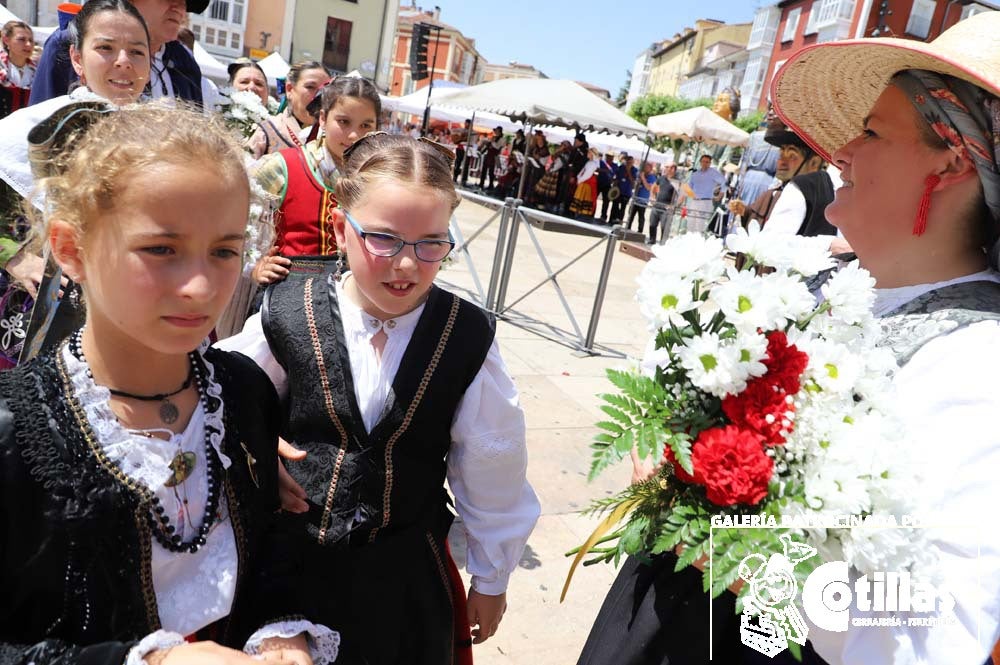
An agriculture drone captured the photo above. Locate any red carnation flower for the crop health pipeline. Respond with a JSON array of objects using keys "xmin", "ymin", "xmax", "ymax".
[
  {"xmin": 762, "ymin": 331, "xmax": 808, "ymax": 395},
  {"xmin": 722, "ymin": 377, "xmax": 792, "ymax": 445},
  {"xmin": 690, "ymin": 426, "xmax": 773, "ymax": 506}
]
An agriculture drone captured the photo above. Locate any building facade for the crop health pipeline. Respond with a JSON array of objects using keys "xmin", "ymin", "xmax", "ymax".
[
  {"xmin": 740, "ymin": 4, "xmax": 781, "ymax": 115},
  {"xmin": 241, "ymin": 0, "xmax": 295, "ymax": 61},
  {"xmin": 188, "ymin": 0, "xmax": 248, "ymax": 63},
  {"xmin": 756, "ymin": 0, "xmax": 996, "ymax": 112},
  {"xmin": 5, "ymin": 0, "xmax": 75, "ymax": 28},
  {"xmin": 389, "ymin": 5, "xmax": 484, "ymax": 95},
  {"xmin": 576, "ymin": 80, "xmax": 611, "ymax": 101},
  {"xmin": 677, "ymin": 39, "xmax": 749, "ymax": 103},
  {"xmin": 647, "ymin": 20, "xmax": 751, "ymax": 99},
  {"xmin": 288, "ymin": 0, "xmax": 399, "ymax": 89},
  {"xmin": 625, "ymin": 45, "xmax": 655, "ymax": 109},
  {"xmin": 481, "ymin": 61, "xmax": 546, "ymax": 83}
]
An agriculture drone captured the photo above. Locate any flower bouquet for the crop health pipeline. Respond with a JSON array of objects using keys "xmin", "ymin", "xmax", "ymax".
[
  {"xmin": 563, "ymin": 223, "xmax": 928, "ymax": 608},
  {"xmin": 214, "ymin": 88, "xmax": 271, "ymax": 142}
]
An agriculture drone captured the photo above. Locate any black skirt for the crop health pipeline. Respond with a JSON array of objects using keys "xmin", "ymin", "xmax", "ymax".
[{"xmin": 576, "ymin": 553, "xmax": 827, "ymax": 665}]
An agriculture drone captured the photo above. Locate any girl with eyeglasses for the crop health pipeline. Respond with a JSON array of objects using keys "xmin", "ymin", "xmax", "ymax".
[{"xmin": 219, "ymin": 133, "xmax": 540, "ymax": 665}]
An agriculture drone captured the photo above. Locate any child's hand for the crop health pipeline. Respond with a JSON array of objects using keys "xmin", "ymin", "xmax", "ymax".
[
  {"xmin": 253, "ymin": 248, "xmax": 292, "ymax": 285},
  {"xmin": 467, "ymin": 589, "xmax": 507, "ymax": 644},
  {"xmin": 278, "ymin": 438, "xmax": 309, "ymax": 513}
]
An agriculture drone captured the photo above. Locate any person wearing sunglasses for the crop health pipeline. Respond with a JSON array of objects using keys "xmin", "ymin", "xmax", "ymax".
[{"xmin": 218, "ymin": 132, "xmax": 540, "ymax": 665}]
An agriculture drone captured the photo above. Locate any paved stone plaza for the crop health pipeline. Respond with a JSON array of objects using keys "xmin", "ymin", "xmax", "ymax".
[{"xmin": 441, "ymin": 195, "xmax": 651, "ymax": 664}]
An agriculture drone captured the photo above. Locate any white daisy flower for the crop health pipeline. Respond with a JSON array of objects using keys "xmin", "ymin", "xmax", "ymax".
[
  {"xmin": 635, "ymin": 272, "xmax": 697, "ymax": 330},
  {"xmin": 676, "ymin": 332, "xmax": 746, "ymax": 398},
  {"xmin": 821, "ymin": 260, "xmax": 878, "ymax": 325},
  {"xmin": 649, "ymin": 233, "xmax": 726, "ymax": 281},
  {"xmin": 710, "ymin": 268, "xmax": 781, "ymax": 333}
]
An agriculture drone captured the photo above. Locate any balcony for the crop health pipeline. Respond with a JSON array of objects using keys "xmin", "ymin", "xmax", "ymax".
[
  {"xmin": 746, "ymin": 6, "xmax": 780, "ymax": 52},
  {"xmin": 813, "ymin": 0, "xmax": 855, "ymax": 33}
]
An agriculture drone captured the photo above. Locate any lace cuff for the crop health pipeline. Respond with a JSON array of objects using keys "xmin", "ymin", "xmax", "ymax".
[
  {"xmin": 244, "ymin": 620, "xmax": 340, "ymax": 665},
  {"xmin": 125, "ymin": 630, "xmax": 186, "ymax": 665}
]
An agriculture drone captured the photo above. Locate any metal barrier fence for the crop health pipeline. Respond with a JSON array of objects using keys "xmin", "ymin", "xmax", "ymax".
[
  {"xmin": 443, "ymin": 189, "xmax": 645, "ymax": 357},
  {"xmin": 438, "ymin": 189, "xmax": 511, "ymax": 308}
]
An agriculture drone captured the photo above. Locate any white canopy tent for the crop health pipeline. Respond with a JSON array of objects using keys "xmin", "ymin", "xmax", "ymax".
[
  {"xmin": 381, "ymin": 85, "xmax": 462, "ymax": 115},
  {"xmin": 439, "ymin": 78, "xmax": 649, "ymax": 138},
  {"xmin": 0, "ymin": 5, "xmax": 55, "ymax": 43},
  {"xmin": 257, "ymin": 52, "xmax": 290, "ymax": 82},
  {"xmin": 646, "ymin": 106, "xmax": 749, "ymax": 146},
  {"xmin": 383, "ymin": 87, "xmax": 525, "ymax": 134},
  {"xmin": 193, "ymin": 42, "xmax": 228, "ymax": 82}
]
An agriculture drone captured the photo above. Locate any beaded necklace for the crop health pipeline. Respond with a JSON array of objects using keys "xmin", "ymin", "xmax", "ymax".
[{"xmin": 68, "ymin": 330, "xmax": 222, "ymax": 554}]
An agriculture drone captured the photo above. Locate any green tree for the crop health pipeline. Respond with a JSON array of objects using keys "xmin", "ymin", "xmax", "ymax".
[
  {"xmin": 733, "ymin": 110, "xmax": 765, "ymax": 135},
  {"xmin": 626, "ymin": 94, "xmax": 712, "ymax": 126},
  {"xmin": 627, "ymin": 94, "xmax": 714, "ymax": 153}
]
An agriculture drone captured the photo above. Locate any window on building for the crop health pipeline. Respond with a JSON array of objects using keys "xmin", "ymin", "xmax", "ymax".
[
  {"xmin": 205, "ymin": 27, "xmax": 216, "ymax": 45},
  {"xmin": 208, "ymin": 0, "xmax": 243, "ymax": 25},
  {"xmin": 323, "ymin": 17, "xmax": 353, "ymax": 73},
  {"xmin": 782, "ymin": 8, "xmax": 801, "ymax": 42},
  {"xmin": 748, "ymin": 7, "xmax": 780, "ymax": 50},
  {"xmin": 804, "ymin": 7, "xmax": 819, "ymax": 34},
  {"xmin": 209, "ymin": 0, "xmax": 228, "ymax": 22},
  {"xmin": 230, "ymin": 32, "xmax": 240, "ymax": 50},
  {"xmin": 192, "ymin": 24, "xmax": 202, "ymax": 40},
  {"xmin": 961, "ymin": 3, "xmax": 989, "ymax": 20},
  {"xmin": 218, "ymin": 29, "xmax": 227, "ymax": 46},
  {"xmin": 906, "ymin": 0, "xmax": 935, "ymax": 38}
]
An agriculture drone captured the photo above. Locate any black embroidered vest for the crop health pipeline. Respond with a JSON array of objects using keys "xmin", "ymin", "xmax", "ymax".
[
  {"xmin": 790, "ymin": 170, "xmax": 837, "ymax": 238},
  {"xmin": 262, "ymin": 258, "xmax": 496, "ymax": 549}
]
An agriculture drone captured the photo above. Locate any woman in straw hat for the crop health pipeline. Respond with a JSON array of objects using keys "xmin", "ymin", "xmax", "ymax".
[{"xmin": 771, "ymin": 10, "xmax": 1000, "ymax": 664}]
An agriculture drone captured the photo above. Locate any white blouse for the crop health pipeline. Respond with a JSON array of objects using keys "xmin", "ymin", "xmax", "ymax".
[
  {"xmin": 63, "ymin": 343, "xmax": 338, "ymax": 663},
  {"xmin": 217, "ymin": 277, "xmax": 540, "ymax": 595},
  {"xmin": 808, "ymin": 271, "xmax": 1000, "ymax": 665}
]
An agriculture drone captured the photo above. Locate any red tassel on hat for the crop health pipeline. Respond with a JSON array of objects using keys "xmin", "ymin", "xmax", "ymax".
[{"xmin": 913, "ymin": 174, "xmax": 941, "ymax": 236}]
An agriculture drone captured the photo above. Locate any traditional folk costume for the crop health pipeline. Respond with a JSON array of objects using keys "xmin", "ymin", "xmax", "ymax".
[
  {"xmin": 568, "ymin": 156, "xmax": 599, "ymax": 218},
  {"xmin": 0, "ymin": 338, "xmax": 338, "ymax": 664},
  {"xmin": 253, "ymin": 140, "xmax": 339, "ymax": 258},
  {"xmin": 218, "ymin": 260, "xmax": 540, "ymax": 665},
  {"xmin": 735, "ymin": 129, "xmax": 778, "ymax": 211},
  {"xmin": 806, "ymin": 274, "xmax": 1000, "ymax": 664},
  {"xmin": 247, "ymin": 108, "xmax": 310, "ymax": 160},
  {"xmin": 525, "ymin": 141, "xmax": 550, "ymax": 204},
  {"xmin": 478, "ymin": 135, "xmax": 504, "ymax": 190},
  {"xmin": 0, "ymin": 48, "xmax": 35, "ymax": 120}
]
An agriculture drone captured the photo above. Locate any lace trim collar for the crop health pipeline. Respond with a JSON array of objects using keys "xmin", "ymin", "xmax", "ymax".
[
  {"xmin": 873, "ymin": 270, "xmax": 1000, "ymax": 317},
  {"xmin": 61, "ymin": 340, "xmax": 232, "ymax": 490},
  {"xmin": 335, "ymin": 273, "xmax": 425, "ymax": 339}
]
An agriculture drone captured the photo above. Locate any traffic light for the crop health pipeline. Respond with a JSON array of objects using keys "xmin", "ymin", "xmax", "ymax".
[{"xmin": 409, "ymin": 22, "xmax": 430, "ymax": 81}]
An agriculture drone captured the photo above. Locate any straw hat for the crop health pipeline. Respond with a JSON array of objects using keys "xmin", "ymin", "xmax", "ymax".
[{"xmin": 771, "ymin": 11, "xmax": 1000, "ymax": 162}]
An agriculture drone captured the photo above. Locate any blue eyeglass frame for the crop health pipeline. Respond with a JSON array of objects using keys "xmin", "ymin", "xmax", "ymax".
[{"xmin": 343, "ymin": 210, "xmax": 456, "ymax": 262}]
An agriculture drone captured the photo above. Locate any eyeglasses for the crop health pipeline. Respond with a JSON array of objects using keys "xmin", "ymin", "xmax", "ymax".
[
  {"xmin": 343, "ymin": 210, "xmax": 455, "ymax": 262},
  {"xmin": 342, "ymin": 130, "xmax": 457, "ymax": 164}
]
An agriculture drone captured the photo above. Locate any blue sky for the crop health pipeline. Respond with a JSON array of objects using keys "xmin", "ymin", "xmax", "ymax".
[{"xmin": 435, "ymin": 0, "xmax": 764, "ymax": 95}]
